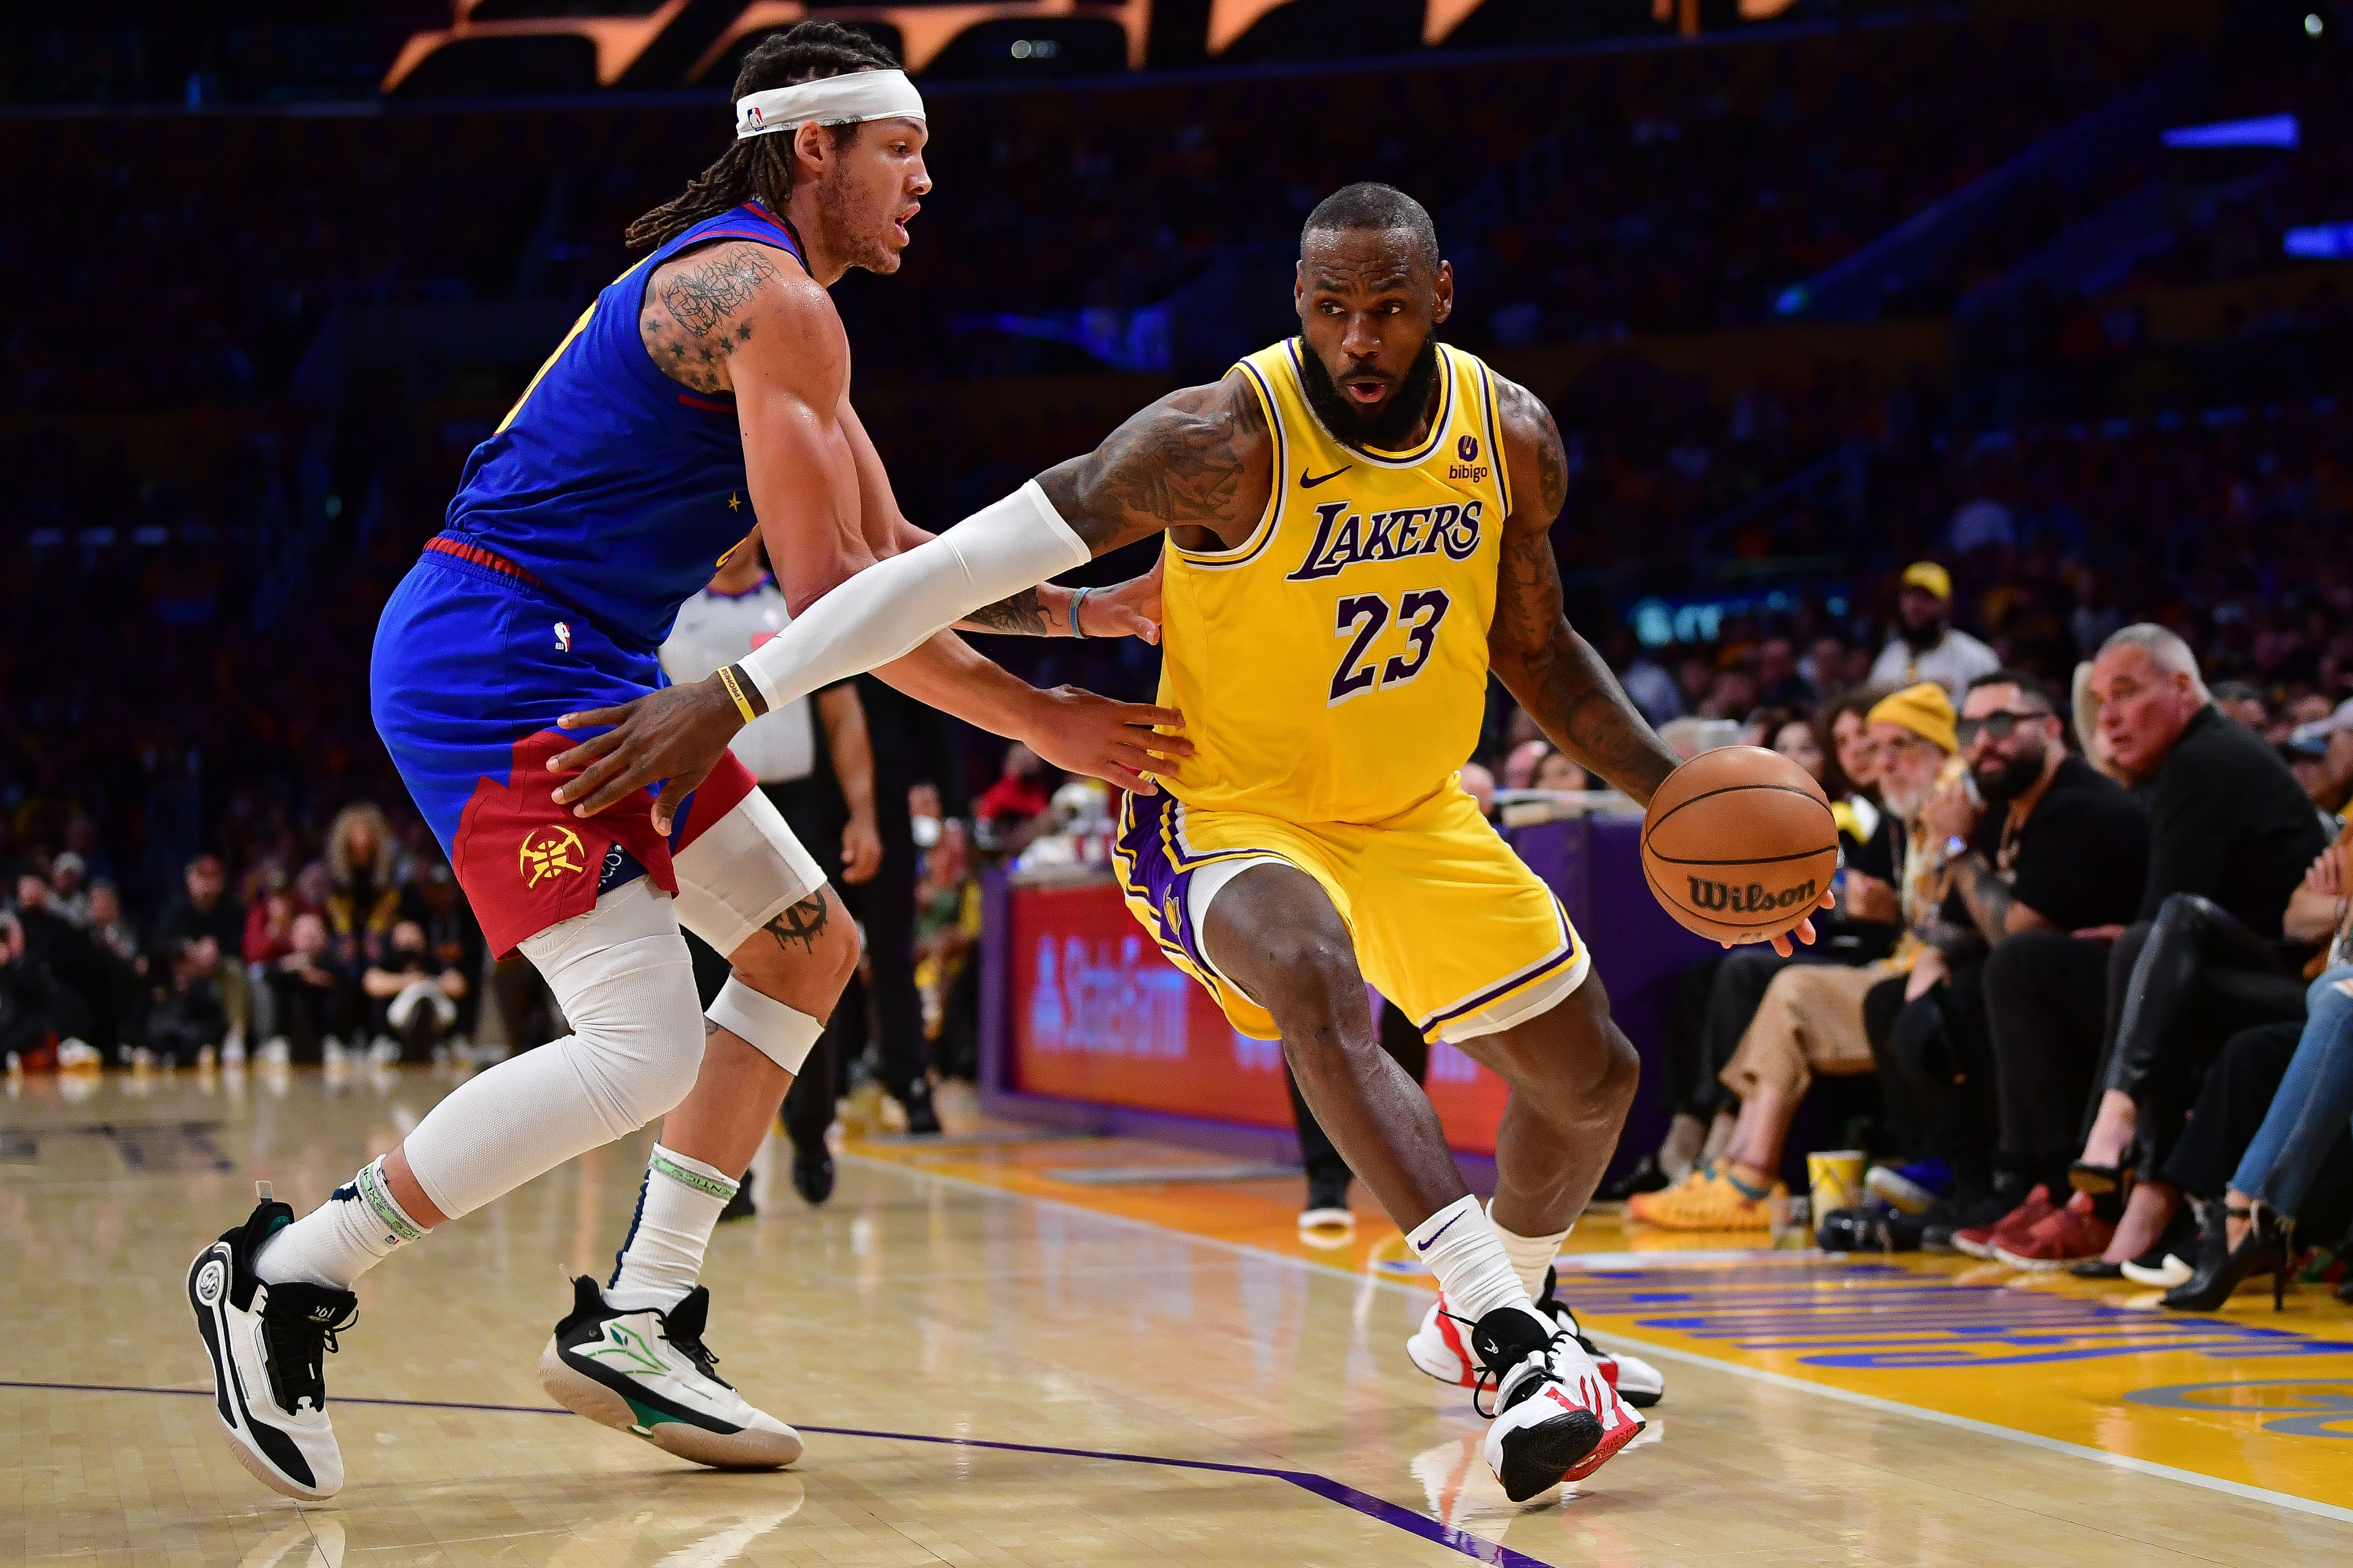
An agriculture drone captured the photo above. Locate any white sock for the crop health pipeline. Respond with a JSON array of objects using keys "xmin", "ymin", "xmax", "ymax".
[
  {"xmin": 255, "ymin": 1156, "xmax": 429, "ymax": 1290},
  {"xmin": 1488, "ymin": 1201, "xmax": 1572, "ymax": 1304},
  {"xmin": 1409, "ymin": 1194, "xmax": 1543, "ymax": 1328},
  {"xmin": 604, "ymin": 1144, "xmax": 739, "ymax": 1312}
]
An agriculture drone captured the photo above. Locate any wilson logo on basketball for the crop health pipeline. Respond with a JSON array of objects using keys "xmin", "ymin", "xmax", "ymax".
[
  {"xmin": 1684, "ymin": 876, "xmax": 1820, "ymax": 915},
  {"xmin": 519, "ymin": 825, "xmax": 587, "ymax": 888}
]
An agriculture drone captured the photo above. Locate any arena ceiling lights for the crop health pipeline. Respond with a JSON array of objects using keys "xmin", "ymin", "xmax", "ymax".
[{"xmin": 382, "ymin": 0, "xmax": 1745, "ymax": 91}]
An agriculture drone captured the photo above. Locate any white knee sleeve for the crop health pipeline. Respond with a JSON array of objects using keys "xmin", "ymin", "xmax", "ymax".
[
  {"xmin": 707, "ymin": 976, "xmax": 825, "ymax": 1074},
  {"xmin": 399, "ymin": 878, "xmax": 705, "ymax": 1221}
]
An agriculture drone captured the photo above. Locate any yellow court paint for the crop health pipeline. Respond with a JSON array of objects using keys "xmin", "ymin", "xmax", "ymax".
[{"xmin": 846, "ymin": 1131, "xmax": 2353, "ymax": 1516}]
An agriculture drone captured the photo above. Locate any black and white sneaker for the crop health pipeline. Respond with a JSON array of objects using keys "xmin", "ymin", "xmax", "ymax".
[
  {"xmin": 187, "ymin": 1185, "xmax": 357, "ymax": 1500},
  {"xmin": 1471, "ymin": 1305, "xmax": 1645, "ymax": 1502},
  {"xmin": 538, "ymin": 1276, "xmax": 802, "ymax": 1469}
]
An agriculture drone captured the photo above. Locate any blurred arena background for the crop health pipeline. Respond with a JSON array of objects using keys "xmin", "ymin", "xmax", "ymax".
[{"xmin": 1, "ymin": 0, "xmax": 2348, "ymax": 1148}]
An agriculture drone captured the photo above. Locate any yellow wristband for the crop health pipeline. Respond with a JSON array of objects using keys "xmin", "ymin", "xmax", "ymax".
[{"xmin": 716, "ymin": 664, "xmax": 758, "ymax": 724}]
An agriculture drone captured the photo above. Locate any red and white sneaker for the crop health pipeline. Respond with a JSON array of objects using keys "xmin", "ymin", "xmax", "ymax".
[
  {"xmin": 1471, "ymin": 1306, "xmax": 1645, "ymax": 1501},
  {"xmin": 1407, "ymin": 1273, "xmax": 1663, "ymax": 1409}
]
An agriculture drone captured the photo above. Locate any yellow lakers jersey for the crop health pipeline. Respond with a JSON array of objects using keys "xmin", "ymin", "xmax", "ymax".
[{"xmin": 1154, "ymin": 339, "xmax": 1513, "ymax": 825}]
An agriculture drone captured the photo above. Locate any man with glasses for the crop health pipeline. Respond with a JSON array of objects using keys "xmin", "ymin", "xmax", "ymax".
[
  {"xmin": 1904, "ymin": 669, "xmax": 2149, "ymax": 1250},
  {"xmin": 1960, "ymin": 629, "xmax": 2326, "ymax": 1269}
]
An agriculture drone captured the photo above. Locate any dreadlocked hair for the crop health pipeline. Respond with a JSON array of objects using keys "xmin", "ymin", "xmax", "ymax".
[{"xmin": 625, "ymin": 21, "xmax": 901, "ymax": 252}]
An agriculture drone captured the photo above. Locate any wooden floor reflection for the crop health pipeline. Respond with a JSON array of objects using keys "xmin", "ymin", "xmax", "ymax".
[{"xmin": 4, "ymin": 1066, "xmax": 2347, "ymax": 1565}]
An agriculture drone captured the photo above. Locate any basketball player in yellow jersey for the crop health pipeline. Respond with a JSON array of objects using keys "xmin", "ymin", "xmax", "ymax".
[{"xmin": 558, "ymin": 183, "xmax": 1823, "ymax": 1498}]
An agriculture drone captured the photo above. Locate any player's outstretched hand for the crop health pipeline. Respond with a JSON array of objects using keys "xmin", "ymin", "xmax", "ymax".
[
  {"xmin": 549, "ymin": 679, "xmax": 742, "ymax": 833},
  {"xmin": 1026, "ymin": 685, "xmax": 1191, "ymax": 795},
  {"xmin": 1079, "ymin": 554, "xmax": 1165, "ymax": 643},
  {"xmin": 1719, "ymin": 887, "xmax": 1837, "ymax": 958}
]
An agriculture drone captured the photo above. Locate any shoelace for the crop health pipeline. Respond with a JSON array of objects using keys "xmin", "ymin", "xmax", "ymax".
[
  {"xmin": 265, "ymin": 1303, "xmax": 359, "ymax": 1415},
  {"xmin": 1450, "ymin": 1313, "xmax": 1576, "ymax": 1422},
  {"xmin": 662, "ymin": 1323, "xmax": 729, "ymax": 1386}
]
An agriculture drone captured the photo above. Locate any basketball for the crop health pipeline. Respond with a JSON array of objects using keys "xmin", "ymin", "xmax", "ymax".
[{"xmin": 1641, "ymin": 746, "xmax": 1839, "ymax": 945}]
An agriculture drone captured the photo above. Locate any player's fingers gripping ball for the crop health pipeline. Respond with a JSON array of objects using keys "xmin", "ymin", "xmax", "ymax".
[{"xmin": 1641, "ymin": 745, "xmax": 1840, "ymax": 946}]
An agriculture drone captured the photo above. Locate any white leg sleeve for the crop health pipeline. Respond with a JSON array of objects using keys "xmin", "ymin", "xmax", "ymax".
[
  {"xmin": 398, "ymin": 878, "xmax": 705, "ymax": 1221},
  {"xmin": 670, "ymin": 786, "xmax": 826, "ymax": 956},
  {"xmin": 737, "ymin": 480, "xmax": 1088, "ymax": 710}
]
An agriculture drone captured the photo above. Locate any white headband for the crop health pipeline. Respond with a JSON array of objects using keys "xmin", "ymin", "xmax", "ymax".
[{"xmin": 735, "ymin": 70, "xmax": 925, "ymax": 141}]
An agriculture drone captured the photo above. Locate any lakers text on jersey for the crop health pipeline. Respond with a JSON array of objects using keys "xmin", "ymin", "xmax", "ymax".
[{"xmin": 1116, "ymin": 340, "xmax": 1590, "ymax": 1044}]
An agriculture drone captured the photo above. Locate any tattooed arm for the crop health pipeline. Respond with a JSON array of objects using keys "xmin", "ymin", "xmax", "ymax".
[
  {"xmin": 553, "ymin": 249, "xmax": 1188, "ymax": 824},
  {"xmin": 1945, "ymin": 849, "xmax": 2056, "ymax": 940},
  {"xmin": 1485, "ymin": 376, "xmax": 1679, "ymax": 805},
  {"xmin": 1036, "ymin": 370, "xmax": 1275, "ymax": 554}
]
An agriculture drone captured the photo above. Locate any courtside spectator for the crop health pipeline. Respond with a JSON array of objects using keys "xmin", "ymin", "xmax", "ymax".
[
  {"xmin": 1632, "ymin": 683, "xmax": 1956, "ymax": 1230},
  {"xmin": 264, "ymin": 912, "xmax": 341, "ymax": 1065},
  {"xmin": 149, "ymin": 854, "xmax": 245, "ymax": 1059},
  {"xmin": 1533, "ymin": 751, "xmax": 1589, "ymax": 792},
  {"xmin": 323, "ymin": 804, "xmax": 401, "ymax": 974},
  {"xmin": 1869, "ymin": 563, "xmax": 1999, "ymax": 700},
  {"xmin": 1970, "ymin": 625, "xmax": 2329, "ymax": 1268},
  {"xmin": 2153, "ymin": 831, "xmax": 2353, "ymax": 1303},
  {"xmin": 404, "ymin": 864, "xmax": 487, "ymax": 1047},
  {"xmin": 362, "ymin": 919, "xmax": 468, "ymax": 1065},
  {"xmin": 0, "ymin": 911, "xmax": 62, "ymax": 1067},
  {"xmin": 47, "ymin": 852, "xmax": 92, "ymax": 928},
  {"xmin": 976, "ymin": 742, "xmax": 1052, "ymax": 843},
  {"xmin": 1899, "ymin": 670, "xmax": 2149, "ymax": 1251}
]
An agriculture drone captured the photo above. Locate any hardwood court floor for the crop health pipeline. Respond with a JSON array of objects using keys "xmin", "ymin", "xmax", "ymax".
[{"xmin": 5, "ymin": 1065, "xmax": 2350, "ymax": 1566}]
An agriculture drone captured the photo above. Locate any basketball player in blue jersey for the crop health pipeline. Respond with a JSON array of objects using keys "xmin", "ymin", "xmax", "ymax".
[
  {"xmin": 561, "ymin": 184, "xmax": 1831, "ymax": 1499},
  {"xmin": 184, "ymin": 22, "xmax": 1181, "ymax": 1501}
]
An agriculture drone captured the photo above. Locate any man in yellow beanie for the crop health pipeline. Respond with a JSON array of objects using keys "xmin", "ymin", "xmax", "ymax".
[
  {"xmin": 1632, "ymin": 683, "xmax": 1957, "ymax": 1229},
  {"xmin": 1870, "ymin": 561, "xmax": 1998, "ymax": 700}
]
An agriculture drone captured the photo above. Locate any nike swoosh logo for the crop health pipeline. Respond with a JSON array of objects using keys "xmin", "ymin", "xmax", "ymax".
[
  {"xmin": 1300, "ymin": 465, "xmax": 1352, "ymax": 489},
  {"xmin": 1415, "ymin": 1212, "xmax": 1463, "ymax": 1251}
]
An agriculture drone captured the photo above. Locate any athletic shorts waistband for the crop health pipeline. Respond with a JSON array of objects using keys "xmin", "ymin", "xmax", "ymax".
[{"xmin": 424, "ymin": 534, "xmax": 546, "ymax": 588}]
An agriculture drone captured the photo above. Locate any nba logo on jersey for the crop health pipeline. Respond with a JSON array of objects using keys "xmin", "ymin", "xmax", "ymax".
[{"xmin": 553, "ymin": 621, "xmax": 572, "ymax": 652}]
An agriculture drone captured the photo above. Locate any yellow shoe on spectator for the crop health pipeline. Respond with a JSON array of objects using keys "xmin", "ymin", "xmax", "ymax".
[
  {"xmin": 1631, "ymin": 1167, "xmax": 1780, "ymax": 1231},
  {"xmin": 1624, "ymin": 1166, "xmax": 1705, "ymax": 1224}
]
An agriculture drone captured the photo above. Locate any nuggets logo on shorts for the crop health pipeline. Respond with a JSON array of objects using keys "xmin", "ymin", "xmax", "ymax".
[{"xmin": 520, "ymin": 825, "xmax": 587, "ymax": 887}]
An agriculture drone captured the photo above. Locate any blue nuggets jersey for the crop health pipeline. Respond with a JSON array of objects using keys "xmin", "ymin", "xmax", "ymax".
[
  {"xmin": 372, "ymin": 203, "xmax": 799, "ymax": 954},
  {"xmin": 440, "ymin": 202, "xmax": 806, "ymax": 652}
]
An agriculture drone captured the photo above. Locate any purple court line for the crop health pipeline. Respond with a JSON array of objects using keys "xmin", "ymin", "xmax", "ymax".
[{"xmin": 2, "ymin": 1380, "xmax": 1555, "ymax": 1568}]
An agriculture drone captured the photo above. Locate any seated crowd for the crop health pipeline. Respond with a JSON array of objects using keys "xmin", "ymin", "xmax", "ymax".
[{"xmin": 1611, "ymin": 592, "xmax": 2351, "ymax": 1312}]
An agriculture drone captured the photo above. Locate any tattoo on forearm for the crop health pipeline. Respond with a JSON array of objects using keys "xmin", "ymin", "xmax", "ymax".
[
  {"xmin": 639, "ymin": 243, "xmax": 783, "ymax": 394},
  {"xmin": 1951, "ymin": 852, "xmax": 2015, "ymax": 944},
  {"xmin": 705, "ymin": 1017, "xmax": 721, "ymax": 1037},
  {"xmin": 1038, "ymin": 374, "xmax": 1267, "ymax": 551},
  {"xmin": 962, "ymin": 587, "xmax": 1052, "ymax": 634},
  {"xmin": 762, "ymin": 894, "xmax": 830, "ymax": 955},
  {"xmin": 1491, "ymin": 502, "xmax": 1675, "ymax": 800}
]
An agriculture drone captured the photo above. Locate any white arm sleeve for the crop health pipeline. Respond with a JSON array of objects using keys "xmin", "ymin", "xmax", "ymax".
[{"xmin": 737, "ymin": 480, "xmax": 1090, "ymax": 711}]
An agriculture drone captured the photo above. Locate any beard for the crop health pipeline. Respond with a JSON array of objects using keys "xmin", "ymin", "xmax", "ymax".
[
  {"xmin": 1974, "ymin": 738, "xmax": 2048, "ymax": 803},
  {"xmin": 817, "ymin": 165, "xmax": 898, "ymax": 276},
  {"xmin": 1297, "ymin": 336, "xmax": 1442, "ymax": 450},
  {"xmin": 1901, "ymin": 612, "xmax": 1948, "ymax": 653}
]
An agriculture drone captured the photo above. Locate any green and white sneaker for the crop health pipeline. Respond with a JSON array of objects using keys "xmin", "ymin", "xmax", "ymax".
[{"xmin": 537, "ymin": 1276, "xmax": 802, "ymax": 1469}]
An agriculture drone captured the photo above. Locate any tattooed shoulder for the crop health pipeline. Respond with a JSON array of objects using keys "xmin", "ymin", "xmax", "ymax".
[
  {"xmin": 1039, "ymin": 370, "xmax": 1272, "ymax": 552},
  {"xmin": 640, "ymin": 242, "xmax": 787, "ymax": 394},
  {"xmin": 1493, "ymin": 376, "xmax": 1568, "ymax": 522}
]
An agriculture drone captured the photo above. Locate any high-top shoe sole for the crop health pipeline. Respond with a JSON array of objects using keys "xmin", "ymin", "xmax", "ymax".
[{"xmin": 538, "ymin": 1337, "xmax": 802, "ymax": 1468}]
